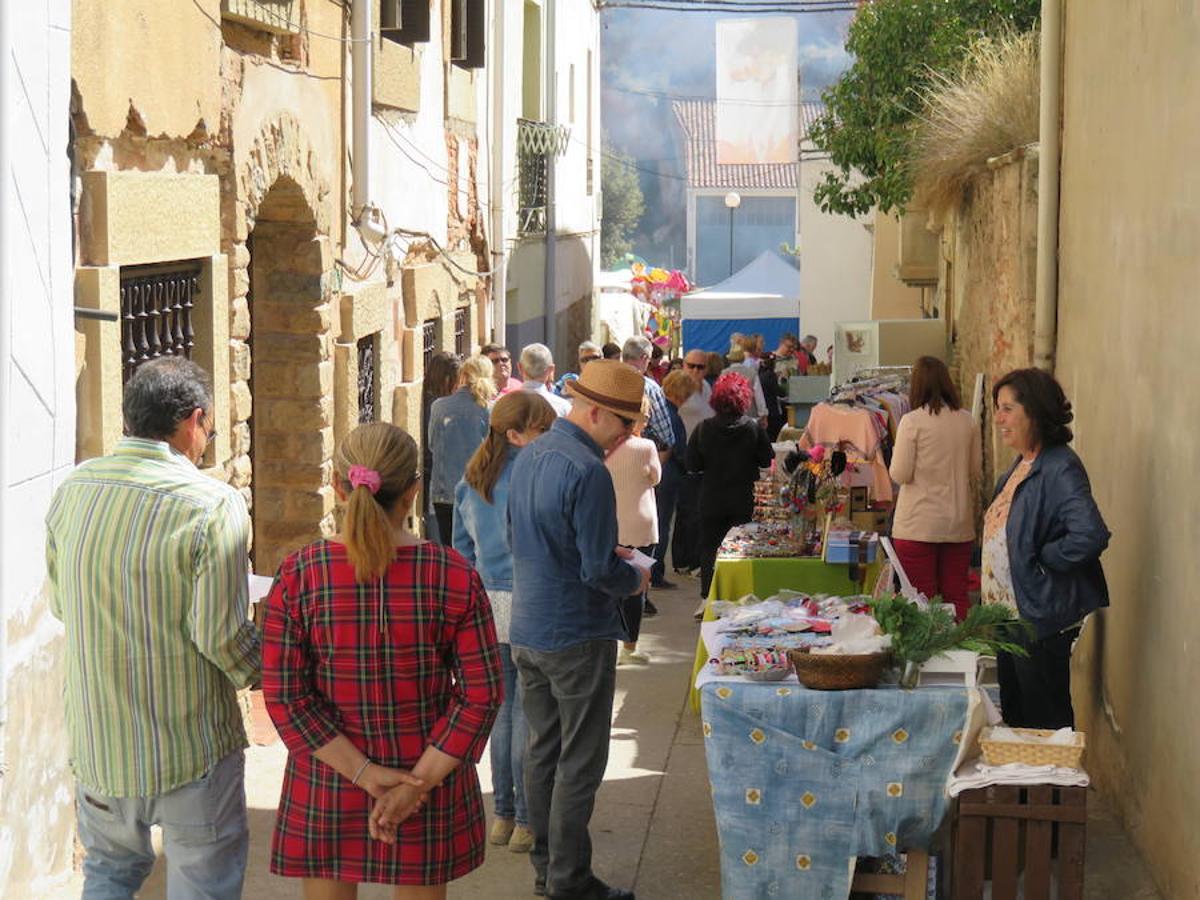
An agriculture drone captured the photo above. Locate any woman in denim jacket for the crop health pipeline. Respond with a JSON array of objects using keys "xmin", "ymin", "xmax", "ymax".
[
  {"xmin": 982, "ymin": 368, "xmax": 1110, "ymax": 730},
  {"xmin": 453, "ymin": 391, "xmax": 556, "ymax": 852},
  {"xmin": 429, "ymin": 355, "xmax": 496, "ymax": 543}
]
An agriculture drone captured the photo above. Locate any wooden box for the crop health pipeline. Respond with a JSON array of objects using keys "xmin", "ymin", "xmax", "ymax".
[{"xmin": 952, "ymin": 785, "xmax": 1086, "ymax": 899}]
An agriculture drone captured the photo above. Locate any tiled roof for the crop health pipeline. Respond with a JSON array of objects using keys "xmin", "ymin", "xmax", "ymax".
[{"xmin": 672, "ymin": 99, "xmax": 825, "ymax": 190}]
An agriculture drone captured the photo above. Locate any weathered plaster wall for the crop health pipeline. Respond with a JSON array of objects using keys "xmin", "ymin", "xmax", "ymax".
[
  {"xmin": 799, "ymin": 159, "xmax": 873, "ymax": 350},
  {"xmin": 947, "ymin": 150, "xmax": 1038, "ymax": 498},
  {"xmin": 869, "ymin": 211, "xmax": 926, "ymax": 320},
  {"xmin": 72, "ymin": 0, "xmax": 223, "ymax": 138},
  {"xmin": 1056, "ymin": 4, "xmax": 1200, "ymax": 897},
  {"xmin": 1, "ymin": 0, "xmax": 78, "ymax": 893}
]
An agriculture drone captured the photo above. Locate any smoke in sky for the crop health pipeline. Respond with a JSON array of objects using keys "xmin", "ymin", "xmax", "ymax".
[{"xmin": 600, "ymin": 7, "xmax": 855, "ymax": 269}]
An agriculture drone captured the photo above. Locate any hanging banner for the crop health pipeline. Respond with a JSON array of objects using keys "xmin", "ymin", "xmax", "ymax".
[{"xmin": 715, "ymin": 16, "xmax": 799, "ymax": 165}]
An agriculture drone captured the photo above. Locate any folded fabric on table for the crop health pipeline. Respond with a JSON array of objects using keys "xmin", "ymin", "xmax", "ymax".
[{"xmin": 947, "ymin": 756, "xmax": 1090, "ymax": 798}]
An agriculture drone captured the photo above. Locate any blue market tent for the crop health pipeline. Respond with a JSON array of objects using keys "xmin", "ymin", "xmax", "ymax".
[{"xmin": 680, "ymin": 249, "xmax": 801, "ymax": 352}]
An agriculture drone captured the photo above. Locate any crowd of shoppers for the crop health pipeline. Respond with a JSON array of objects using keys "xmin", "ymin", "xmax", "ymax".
[{"xmin": 44, "ymin": 326, "xmax": 1109, "ymax": 899}]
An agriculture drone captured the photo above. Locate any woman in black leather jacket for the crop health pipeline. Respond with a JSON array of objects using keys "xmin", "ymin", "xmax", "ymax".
[
  {"xmin": 981, "ymin": 368, "xmax": 1110, "ymax": 729},
  {"xmin": 686, "ymin": 370, "xmax": 774, "ymax": 599}
]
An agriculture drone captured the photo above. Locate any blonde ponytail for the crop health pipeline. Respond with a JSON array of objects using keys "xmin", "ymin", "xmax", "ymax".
[
  {"xmin": 459, "ymin": 354, "xmax": 497, "ymax": 407},
  {"xmin": 333, "ymin": 422, "xmax": 419, "ymax": 582}
]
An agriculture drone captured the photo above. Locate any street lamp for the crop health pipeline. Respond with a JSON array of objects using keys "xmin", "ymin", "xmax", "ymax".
[{"xmin": 724, "ymin": 191, "xmax": 742, "ymax": 277}]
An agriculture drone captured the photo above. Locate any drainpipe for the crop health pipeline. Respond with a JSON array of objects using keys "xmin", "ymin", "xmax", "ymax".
[
  {"xmin": 489, "ymin": 0, "xmax": 507, "ymax": 343},
  {"xmin": 1034, "ymin": 0, "xmax": 1063, "ymax": 372},
  {"xmin": 543, "ymin": 0, "xmax": 557, "ymax": 357},
  {"xmin": 350, "ymin": 0, "xmax": 384, "ymax": 240}
]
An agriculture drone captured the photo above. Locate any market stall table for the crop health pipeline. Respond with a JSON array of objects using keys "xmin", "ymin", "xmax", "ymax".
[
  {"xmin": 690, "ymin": 555, "xmax": 881, "ymax": 712},
  {"xmin": 700, "ymin": 679, "xmax": 970, "ymax": 900}
]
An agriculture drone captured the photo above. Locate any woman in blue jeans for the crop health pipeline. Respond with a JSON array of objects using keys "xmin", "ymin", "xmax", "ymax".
[{"xmin": 453, "ymin": 390, "xmax": 556, "ymax": 852}]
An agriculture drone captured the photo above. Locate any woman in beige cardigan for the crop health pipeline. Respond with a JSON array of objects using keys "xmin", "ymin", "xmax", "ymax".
[
  {"xmin": 889, "ymin": 357, "xmax": 981, "ymax": 620},
  {"xmin": 605, "ymin": 418, "xmax": 661, "ymax": 665}
]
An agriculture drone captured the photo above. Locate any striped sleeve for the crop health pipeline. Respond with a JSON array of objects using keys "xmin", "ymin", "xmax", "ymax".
[
  {"xmin": 428, "ymin": 567, "xmax": 503, "ymax": 763},
  {"xmin": 262, "ymin": 559, "xmax": 341, "ymax": 753},
  {"xmin": 644, "ymin": 380, "xmax": 673, "ymax": 450},
  {"xmin": 190, "ymin": 490, "xmax": 260, "ymax": 689}
]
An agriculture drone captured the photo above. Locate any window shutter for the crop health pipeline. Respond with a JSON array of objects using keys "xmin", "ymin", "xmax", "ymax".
[
  {"xmin": 463, "ymin": 0, "xmax": 486, "ymax": 69},
  {"xmin": 449, "ymin": 0, "xmax": 468, "ymax": 61},
  {"xmin": 402, "ymin": 0, "xmax": 430, "ymax": 40},
  {"xmin": 382, "ymin": 0, "xmax": 429, "ymax": 46},
  {"xmin": 380, "ymin": 0, "xmax": 402, "ymax": 33}
]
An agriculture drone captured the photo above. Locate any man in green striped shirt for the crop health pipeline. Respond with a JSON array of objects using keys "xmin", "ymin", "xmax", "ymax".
[{"xmin": 46, "ymin": 357, "xmax": 260, "ymax": 898}]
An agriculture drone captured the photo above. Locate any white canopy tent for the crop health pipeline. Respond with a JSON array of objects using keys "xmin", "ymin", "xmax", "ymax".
[{"xmin": 681, "ymin": 249, "xmax": 801, "ymax": 351}]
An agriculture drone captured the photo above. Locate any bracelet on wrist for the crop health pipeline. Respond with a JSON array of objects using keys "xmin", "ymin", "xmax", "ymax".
[{"xmin": 351, "ymin": 759, "xmax": 372, "ymax": 786}]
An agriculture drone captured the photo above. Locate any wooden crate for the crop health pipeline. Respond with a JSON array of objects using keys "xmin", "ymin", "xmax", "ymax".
[
  {"xmin": 952, "ymin": 785, "xmax": 1086, "ymax": 900},
  {"xmin": 851, "ymin": 850, "xmax": 930, "ymax": 899}
]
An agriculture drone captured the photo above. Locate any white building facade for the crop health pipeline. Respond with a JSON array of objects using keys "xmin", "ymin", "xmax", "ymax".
[
  {"xmin": 0, "ymin": 0, "xmax": 80, "ymax": 892},
  {"xmin": 674, "ymin": 99, "xmax": 872, "ymax": 351},
  {"xmin": 491, "ymin": 0, "xmax": 601, "ymax": 367}
]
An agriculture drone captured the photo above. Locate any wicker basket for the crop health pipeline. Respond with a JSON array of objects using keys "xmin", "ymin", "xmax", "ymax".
[
  {"xmin": 787, "ymin": 648, "xmax": 890, "ymax": 691},
  {"xmin": 980, "ymin": 727, "xmax": 1086, "ymax": 769}
]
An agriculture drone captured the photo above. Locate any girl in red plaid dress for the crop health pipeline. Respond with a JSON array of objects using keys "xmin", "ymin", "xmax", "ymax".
[{"xmin": 263, "ymin": 423, "xmax": 503, "ymax": 898}]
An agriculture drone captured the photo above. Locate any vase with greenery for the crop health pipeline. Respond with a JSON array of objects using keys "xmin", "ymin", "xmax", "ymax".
[{"xmin": 869, "ymin": 594, "xmax": 1030, "ymax": 688}]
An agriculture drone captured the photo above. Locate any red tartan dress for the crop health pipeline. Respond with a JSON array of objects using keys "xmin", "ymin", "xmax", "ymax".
[{"xmin": 262, "ymin": 540, "xmax": 502, "ymax": 885}]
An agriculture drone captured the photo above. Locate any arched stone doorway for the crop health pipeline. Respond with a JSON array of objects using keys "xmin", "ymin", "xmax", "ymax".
[{"xmin": 246, "ymin": 176, "xmax": 335, "ymax": 574}]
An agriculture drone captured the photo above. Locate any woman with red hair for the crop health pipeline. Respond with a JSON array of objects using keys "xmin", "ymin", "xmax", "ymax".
[{"xmin": 686, "ymin": 371, "xmax": 774, "ymax": 598}]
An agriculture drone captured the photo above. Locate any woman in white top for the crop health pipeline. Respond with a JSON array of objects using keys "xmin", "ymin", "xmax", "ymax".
[
  {"xmin": 605, "ymin": 417, "xmax": 661, "ymax": 665},
  {"xmin": 889, "ymin": 356, "xmax": 982, "ymax": 620}
]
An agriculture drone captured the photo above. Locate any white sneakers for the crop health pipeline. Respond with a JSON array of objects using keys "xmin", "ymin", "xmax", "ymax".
[{"xmin": 618, "ymin": 647, "xmax": 651, "ymax": 666}]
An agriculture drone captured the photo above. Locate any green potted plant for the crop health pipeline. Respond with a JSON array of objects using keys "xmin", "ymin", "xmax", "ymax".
[{"xmin": 869, "ymin": 594, "xmax": 1030, "ymax": 688}]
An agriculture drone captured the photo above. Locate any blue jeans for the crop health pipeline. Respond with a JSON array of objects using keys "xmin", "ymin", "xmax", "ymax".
[
  {"xmin": 491, "ymin": 642, "xmax": 529, "ymax": 826},
  {"xmin": 652, "ymin": 463, "xmax": 683, "ymax": 583},
  {"xmin": 76, "ymin": 750, "xmax": 248, "ymax": 900}
]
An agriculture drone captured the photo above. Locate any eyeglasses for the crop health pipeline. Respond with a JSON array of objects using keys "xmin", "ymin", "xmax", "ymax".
[
  {"xmin": 200, "ymin": 414, "xmax": 218, "ymax": 446},
  {"xmin": 685, "ymin": 362, "xmax": 706, "ymax": 370},
  {"xmin": 491, "ymin": 355, "xmax": 511, "ymax": 364}
]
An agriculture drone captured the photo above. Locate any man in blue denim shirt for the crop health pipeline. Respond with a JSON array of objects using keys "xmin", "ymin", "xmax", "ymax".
[{"xmin": 509, "ymin": 360, "xmax": 649, "ymax": 900}]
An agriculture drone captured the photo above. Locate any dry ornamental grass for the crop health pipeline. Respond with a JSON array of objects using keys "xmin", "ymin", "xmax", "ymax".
[{"xmin": 912, "ymin": 29, "xmax": 1041, "ymax": 218}]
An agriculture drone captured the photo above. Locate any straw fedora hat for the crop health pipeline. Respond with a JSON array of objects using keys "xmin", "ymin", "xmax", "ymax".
[{"xmin": 565, "ymin": 359, "xmax": 646, "ymax": 422}]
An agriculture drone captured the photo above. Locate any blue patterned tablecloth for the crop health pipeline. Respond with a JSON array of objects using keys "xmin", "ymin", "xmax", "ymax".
[{"xmin": 701, "ymin": 681, "xmax": 970, "ymax": 900}]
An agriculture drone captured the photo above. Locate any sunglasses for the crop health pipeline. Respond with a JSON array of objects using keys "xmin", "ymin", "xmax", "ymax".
[
  {"xmin": 685, "ymin": 362, "xmax": 706, "ymax": 370},
  {"xmin": 491, "ymin": 355, "xmax": 511, "ymax": 364},
  {"xmin": 581, "ymin": 355, "xmax": 601, "ymax": 363},
  {"xmin": 614, "ymin": 412, "xmax": 636, "ymax": 429}
]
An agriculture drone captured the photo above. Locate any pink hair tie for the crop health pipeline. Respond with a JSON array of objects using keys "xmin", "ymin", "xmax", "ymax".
[{"xmin": 348, "ymin": 464, "xmax": 382, "ymax": 495}]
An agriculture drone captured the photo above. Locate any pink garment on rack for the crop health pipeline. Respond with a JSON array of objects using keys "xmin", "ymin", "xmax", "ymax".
[{"xmin": 800, "ymin": 403, "xmax": 894, "ymax": 502}]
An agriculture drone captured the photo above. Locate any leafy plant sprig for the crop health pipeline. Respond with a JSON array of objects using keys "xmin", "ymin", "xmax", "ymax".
[{"xmin": 869, "ymin": 594, "xmax": 1031, "ymax": 666}]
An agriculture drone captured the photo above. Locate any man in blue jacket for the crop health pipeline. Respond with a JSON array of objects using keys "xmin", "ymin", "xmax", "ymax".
[{"xmin": 508, "ymin": 360, "xmax": 649, "ymax": 900}]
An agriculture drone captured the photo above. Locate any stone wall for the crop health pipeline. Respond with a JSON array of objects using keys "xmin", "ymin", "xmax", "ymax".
[{"xmin": 944, "ymin": 148, "xmax": 1039, "ymax": 500}]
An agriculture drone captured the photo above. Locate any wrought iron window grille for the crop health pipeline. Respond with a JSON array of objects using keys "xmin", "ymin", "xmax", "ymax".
[
  {"xmin": 357, "ymin": 335, "xmax": 378, "ymax": 424},
  {"xmin": 119, "ymin": 264, "xmax": 202, "ymax": 383},
  {"xmin": 454, "ymin": 307, "xmax": 468, "ymax": 356},
  {"xmin": 422, "ymin": 318, "xmax": 438, "ymax": 372}
]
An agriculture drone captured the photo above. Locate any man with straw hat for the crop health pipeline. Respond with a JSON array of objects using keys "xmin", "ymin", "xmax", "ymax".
[{"xmin": 508, "ymin": 359, "xmax": 649, "ymax": 900}]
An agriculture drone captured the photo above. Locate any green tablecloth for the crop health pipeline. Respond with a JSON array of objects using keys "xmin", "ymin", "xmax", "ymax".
[{"xmin": 689, "ymin": 556, "xmax": 882, "ymax": 712}]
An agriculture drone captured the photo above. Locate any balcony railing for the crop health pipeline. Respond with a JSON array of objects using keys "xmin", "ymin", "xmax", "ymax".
[
  {"xmin": 517, "ymin": 118, "xmax": 571, "ymax": 236},
  {"xmin": 221, "ymin": 0, "xmax": 300, "ymax": 35}
]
